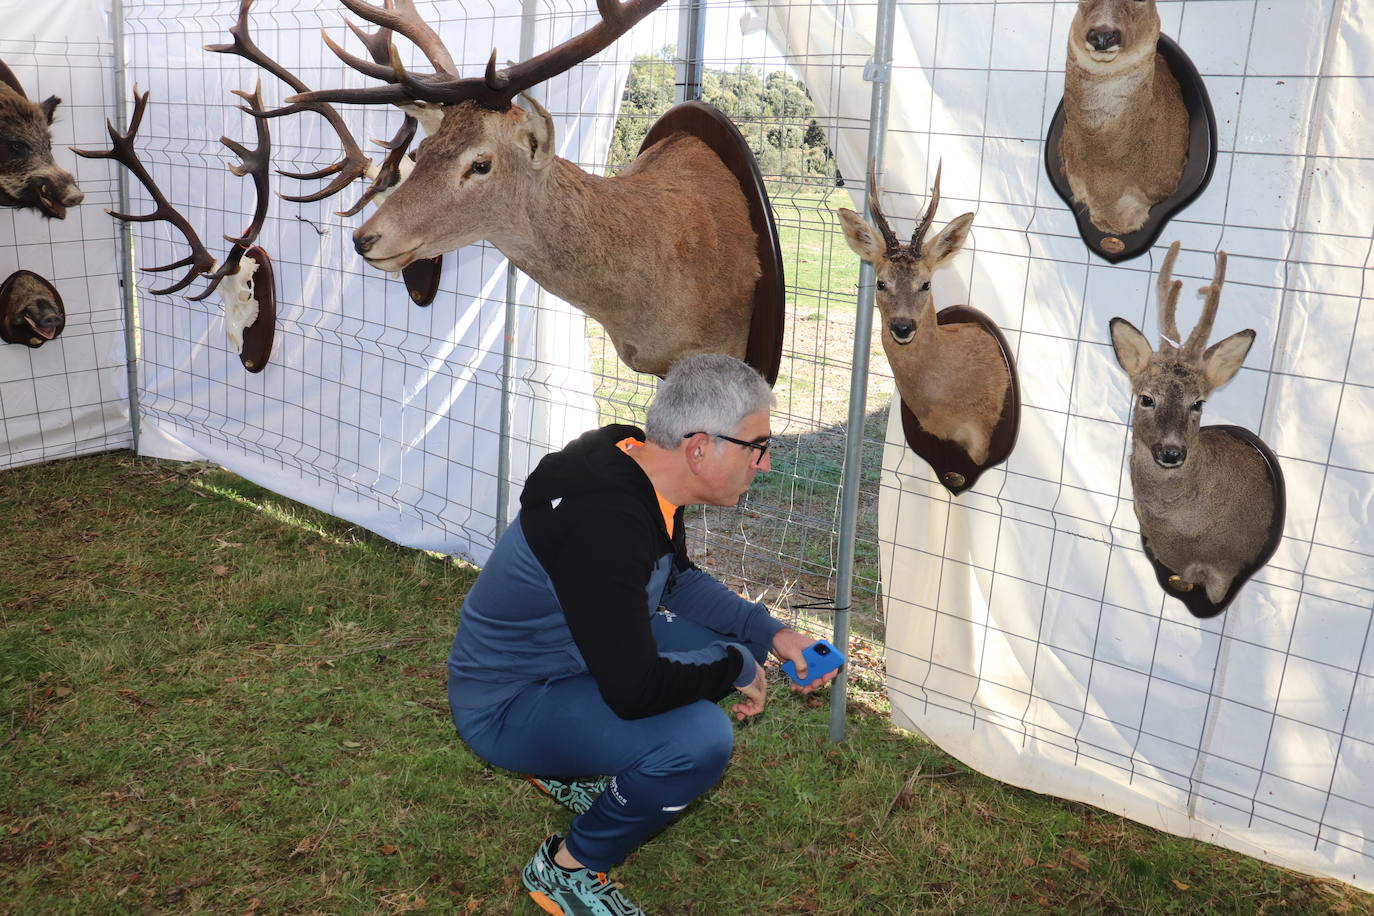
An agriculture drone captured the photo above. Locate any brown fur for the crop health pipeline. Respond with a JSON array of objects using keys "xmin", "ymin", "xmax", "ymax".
[
  {"xmin": 0, "ymin": 269, "xmax": 64, "ymax": 347},
  {"xmin": 1058, "ymin": 0, "xmax": 1188, "ymax": 236},
  {"xmin": 0, "ymin": 75, "xmax": 83, "ymax": 219},
  {"xmin": 838, "ymin": 200, "xmax": 1010, "ymax": 465},
  {"xmin": 1110, "ymin": 243, "xmax": 1275, "ymax": 603},
  {"xmin": 352, "ymin": 99, "xmax": 759, "ymax": 376}
]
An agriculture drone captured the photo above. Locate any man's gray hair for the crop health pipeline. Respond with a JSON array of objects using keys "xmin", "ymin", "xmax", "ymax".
[{"xmin": 644, "ymin": 353, "xmax": 774, "ymax": 448}]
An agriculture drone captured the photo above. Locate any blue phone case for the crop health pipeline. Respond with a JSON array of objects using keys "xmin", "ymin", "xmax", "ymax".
[{"xmin": 781, "ymin": 639, "xmax": 845, "ymax": 687}]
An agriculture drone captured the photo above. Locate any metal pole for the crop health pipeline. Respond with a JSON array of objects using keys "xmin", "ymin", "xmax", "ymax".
[
  {"xmin": 111, "ymin": 0, "xmax": 140, "ymax": 456},
  {"xmin": 675, "ymin": 0, "xmax": 705, "ymax": 103},
  {"xmin": 830, "ymin": 0, "xmax": 897, "ymax": 742},
  {"xmin": 496, "ymin": 0, "xmax": 542, "ymax": 537}
]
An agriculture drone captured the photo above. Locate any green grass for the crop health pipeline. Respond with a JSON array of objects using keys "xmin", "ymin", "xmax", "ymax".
[{"xmin": 3, "ymin": 453, "xmax": 1372, "ymax": 914}]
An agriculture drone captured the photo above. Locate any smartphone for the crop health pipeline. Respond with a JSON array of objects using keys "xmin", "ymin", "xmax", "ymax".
[{"xmin": 781, "ymin": 639, "xmax": 845, "ymax": 687}]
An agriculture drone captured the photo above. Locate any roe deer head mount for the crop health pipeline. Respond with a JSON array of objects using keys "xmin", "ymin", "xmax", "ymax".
[
  {"xmin": 1058, "ymin": 0, "xmax": 1188, "ymax": 237},
  {"xmin": 838, "ymin": 164, "xmax": 1010, "ymax": 466},
  {"xmin": 1110, "ymin": 241, "xmax": 1279, "ymax": 608}
]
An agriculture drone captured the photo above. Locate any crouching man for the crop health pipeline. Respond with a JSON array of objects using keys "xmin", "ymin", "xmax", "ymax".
[{"xmin": 446, "ymin": 353, "xmax": 835, "ymax": 915}]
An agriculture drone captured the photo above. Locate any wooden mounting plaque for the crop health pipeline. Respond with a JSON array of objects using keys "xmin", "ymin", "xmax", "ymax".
[
  {"xmin": 1045, "ymin": 34, "xmax": 1217, "ymax": 264},
  {"xmin": 1140, "ymin": 425, "xmax": 1286, "ymax": 619},
  {"xmin": 898, "ymin": 305, "xmax": 1020, "ymax": 496},
  {"xmin": 402, "ymin": 254, "xmax": 442, "ymax": 307},
  {"xmin": 639, "ymin": 100, "xmax": 785, "ymax": 386},
  {"xmin": 0, "ymin": 269, "xmax": 64, "ymax": 348},
  {"xmin": 238, "ymin": 246, "xmax": 276, "ymax": 374}
]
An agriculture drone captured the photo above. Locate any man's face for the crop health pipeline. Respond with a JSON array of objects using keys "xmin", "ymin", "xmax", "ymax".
[{"xmin": 701, "ymin": 407, "xmax": 773, "ymax": 507}]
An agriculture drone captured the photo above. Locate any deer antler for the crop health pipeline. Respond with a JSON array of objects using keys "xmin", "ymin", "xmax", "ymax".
[
  {"xmin": 865, "ymin": 165, "xmax": 901, "ymax": 257},
  {"xmin": 206, "ymin": 0, "xmax": 372, "ymax": 207},
  {"xmin": 911, "ymin": 160, "xmax": 942, "ymax": 255},
  {"xmin": 187, "ymin": 84, "xmax": 273, "ymax": 302},
  {"xmin": 71, "ymin": 87, "xmax": 217, "ymax": 296},
  {"xmin": 1155, "ymin": 240, "xmax": 1183, "ymax": 352},
  {"xmin": 1184, "ymin": 250, "xmax": 1228, "ymax": 359},
  {"xmin": 290, "ymin": 0, "xmax": 668, "ymax": 110}
]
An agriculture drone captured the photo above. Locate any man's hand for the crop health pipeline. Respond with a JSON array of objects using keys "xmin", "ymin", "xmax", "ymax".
[
  {"xmin": 731, "ymin": 660, "xmax": 767, "ymax": 721},
  {"xmin": 772, "ymin": 627, "xmax": 839, "ymax": 694}
]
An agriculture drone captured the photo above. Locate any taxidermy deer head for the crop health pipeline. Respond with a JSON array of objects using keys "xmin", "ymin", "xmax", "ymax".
[
  {"xmin": 1110, "ymin": 241, "xmax": 1277, "ymax": 605},
  {"xmin": 1058, "ymin": 0, "xmax": 1188, "ymax": 236},
  {"xmin": 837, "ymin": 165, "xmax": 1010, "ymax": 465},
  {"xmin": 0, "ymin": 60, "xmax": 84, "ymax": 219},
  {"xmin": 222, "ymin": 0, "xmax": 762, "ymax": 377}
]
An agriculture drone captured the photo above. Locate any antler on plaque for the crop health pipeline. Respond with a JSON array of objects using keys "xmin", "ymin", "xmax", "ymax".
[
  {"xmin": 187, "ymin": 84, "xmax": 273, "ymax": 302},
  {"xmin": 71, "ymin": 87, "xmax": 216, "ymax": 295},
  {"xmin": 292, "ymin": 0, "xmax": 668, "ymax": 110}
]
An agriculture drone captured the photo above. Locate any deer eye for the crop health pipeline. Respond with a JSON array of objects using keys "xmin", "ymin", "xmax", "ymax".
[
  {"xmin": 1191, "ymin": 400, "xmax": 1205, "ymax": 412},
  {"xmin": 1139, "ymin": 394, "xmax": 1155, "ymax": 408},
  {"xmin": 467, "ymin": 158, "xmax": 492, "ymax": 177},
  {"xmin": 875, "ymin": 279, "xmax": 886, "ymax": 291},
  {"xmin": 919, "ymin": 281, "xmax": 931, "ymax": 292}
]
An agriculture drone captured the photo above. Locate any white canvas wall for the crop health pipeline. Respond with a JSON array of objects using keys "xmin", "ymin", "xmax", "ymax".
[
  {"xmin": 757, "ymin": 0, "xmax": 1374, "ymax": 890},
  {"xmin": 0, "ymin": 0, "xmax": 128, "ymax": 471}
]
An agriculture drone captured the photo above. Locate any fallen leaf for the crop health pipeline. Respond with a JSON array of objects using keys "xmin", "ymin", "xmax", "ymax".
[
  {"xmin": 341, "ymin": 740, "xmax": 362, "ymax": 749},
  {"xmin": 1022, "ymin": 857, "xmax": 1035, "ymax": 867},
  {"xmin": 54, "ymin": 686, "xmax": 72, "ymax": 698},
  {"xmin": 211, "ymin": 565, "xmax": 230, "ymax": 577},
  {"xmin": 379, "ymin": 843, "xmax": 399, "ymax": 856},
  {"xmin": 1173, "ymin": 880, "xmax": 1190, "ymax": 891}
]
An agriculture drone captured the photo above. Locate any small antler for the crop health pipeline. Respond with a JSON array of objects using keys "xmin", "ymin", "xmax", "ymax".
[
  {"xmin": 911, "ymin": 160, "xmax": 942, "ymax": 255},
  {"xmin": 71, "ymin": 87, "xmax": 216, "ymax": 296},
  {"xmin": 865, "ymin": 164, "xmax": 901, "ymax": 257},
  {"xmin": 206, "ymin": 0, "xmax": 372, "ymax": 208},
  {"xmin": 1184, "ymin": 250, "xmax": 1228, "ymax": 359},
  {"xmin": 290, "ymin": 0, "xmax": 668, "ymax": 110},
  {"xmin": 188, "ymin": 84, "xmax": 273, "ymax": 302},
  {"xmin": 1155, "ymin": 240, "xmax": 1183, "ymax": 351}
]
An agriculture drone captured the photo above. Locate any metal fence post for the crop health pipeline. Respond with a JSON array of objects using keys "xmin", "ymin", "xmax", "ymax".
[
  {"xmin": 111, "ymin": 0, "xmax": 141, "ymax": 456},
  {"xmin": 830, "ymin": 0, "xmax": 898, "ymax": 742}
]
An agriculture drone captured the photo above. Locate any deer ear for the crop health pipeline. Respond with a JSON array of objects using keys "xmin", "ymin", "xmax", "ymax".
[
  {"xmin": 516, "ymin": 92, "xmax": 555, "ymax": 170},
  {"xmin": 1202, "ymin": 328, "xmax": 1255, "ymax": 388},
  {"xmin": 39, "ymin": 96, "xmax": 60, "ymax": 124},
  {"xmin": 1109, "ymin": 317, "xmax": 1153, "ymax": 376},
  {"xmin": 837, "ymin": 208, "xmax": 884, "ymax": 263},
  {"xmin": 924, "ymin": 212, "xmax": 975, "ymax": 268}
]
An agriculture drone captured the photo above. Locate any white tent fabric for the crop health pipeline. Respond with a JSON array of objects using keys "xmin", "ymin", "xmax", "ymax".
[
  {"xmin": 758, "ymin": 0, "xmax": 1374, "ymax": 891},
  {"xmin": 119, "ymin": 0, "xmax": 624, "ymax": 564},
  {"xmin": 0, "ymin": 0, "xmax": 128, "ymax": 471}
]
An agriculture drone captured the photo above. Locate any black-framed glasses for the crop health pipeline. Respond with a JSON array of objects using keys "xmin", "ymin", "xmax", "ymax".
[{"xmin": 684, "ymin": 431, "xmax": 772, "ymax": 464}]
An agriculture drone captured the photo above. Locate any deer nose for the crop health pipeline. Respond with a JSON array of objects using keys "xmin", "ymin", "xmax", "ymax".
[
  {"xmin": 889, "ymin": 319, "xmax": 916, "ymax": 344},
  {"xmin": 353, "ymin": 231, "xmax": 379, "ymax": 256},
  {"xmin": 1087, "ymin": 28, "xmax": 1122, "ymax": 52},
  {"xmin": 1153, "ymin": 445, "xmax": 1187, "ymax": 469}
]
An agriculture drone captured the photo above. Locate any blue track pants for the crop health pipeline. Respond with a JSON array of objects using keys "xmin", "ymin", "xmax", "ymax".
[{"xmin": 451, "ymin": 612, "xmax": 771, "ymax": 871}]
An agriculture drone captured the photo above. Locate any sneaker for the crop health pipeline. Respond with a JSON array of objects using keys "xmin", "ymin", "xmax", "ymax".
[
  {"xmin": 522, "ymin": 834, "xmax": 646, "ymax": 916},
  {"xmin": 527, "ymin": 775, "xmax": 609, "ymax": 816}
]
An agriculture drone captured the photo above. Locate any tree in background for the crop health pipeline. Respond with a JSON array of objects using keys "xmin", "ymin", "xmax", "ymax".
[{"xmin": 608, "ymin": 47, "xmax": 834, "ymax": 187}]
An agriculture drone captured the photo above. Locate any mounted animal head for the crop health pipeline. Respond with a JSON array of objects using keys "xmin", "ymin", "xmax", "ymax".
[
  {"xmin": 0, "ymin": 61, "xmax": 84, "ymax": 219},
  {"xmin": 1071, "ymin": 0, "xmax": 1161, "ymax": 67},
  {"xmin": 1110, "ymin": 241, "xmax": 1254, "ymax": 470},
  {"xmin": 837, "ymin": 164, "xmax": 975, "ymax": 346},
  {"xmin": 0, "ymin": 269, "xmax": 64, "ymax": 347},
  {"xmin": 217, "ymin": 0, "xmax": 666, "ymax": 270}
]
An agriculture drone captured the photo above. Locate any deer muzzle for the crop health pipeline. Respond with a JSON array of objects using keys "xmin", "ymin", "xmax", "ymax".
[
  {"xmin": 889, "ymin": 319, "xmax": 916, "ymax": 345},
  {"xmin": 1152, "ymin": 444, "xmax": 1187, "ymax": 469},
  {"xmin": 1086, "ymin": 28, "xmax": 1122, "ymax": 53}
]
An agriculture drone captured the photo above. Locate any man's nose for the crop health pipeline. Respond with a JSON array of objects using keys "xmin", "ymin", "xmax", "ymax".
[{"xmin": 757, "ymin": 449, "xmax": 772, "ymax": 472}]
